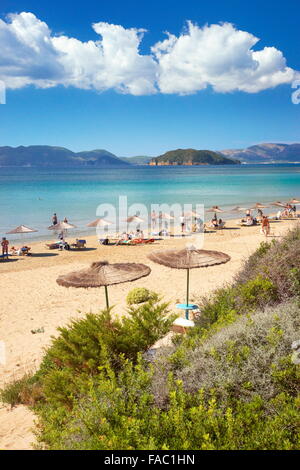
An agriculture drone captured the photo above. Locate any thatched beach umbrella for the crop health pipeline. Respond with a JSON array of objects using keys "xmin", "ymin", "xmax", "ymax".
[
  {"xmin": 206, "ymin": 206, "xmax": 224, "ymax": 221},
  {"xmin": 86, "ymin": 218, "xmax": 112, "ymax": 228},
  {"xmin": 48, "ymin": 221, "xmax": 76, "ymax": 231},
  {"xmin": 148, "ymin": 247, "xmax": 230, "ymax": 318},
  {"xmin": 251, "ymin": 203, "xmax": 269, "ymax": 209},
  {"xmin": 6, "ymin": 225, "xmax": 38, "ymax": 235},
  {"xmin": 48, "ymin": 221, "xmax": 76, "ymax": 239},
  {"xmin": 288, "ymin": 198, "xmax": 300, "ymax": 205},
  {"xmin": 159, "ymin": 212, "xmax": 175, "ymax": 220},
  {"xmin": 184, "ymin": 210, "xmax": 202, "ymax": 218},
  {"xmin": 206, "ymin": 206, "xmax": 224, "ymax": 213},
  {"xmin": 124, "ymin": 215, "xmax": 144, "ymax": 224},
  {"xmin": 6, "ymin": 225, "xmax": 38, "ymax": 242},
  {"xmin": 230, "ymin": 206, "xmax": 252, "ymax": 213},
  {"xmin": 57, "ymin": 261, "xmax": 151, "ymax": 309},
  {"xmin": 269, "ymin": 201, "xmax": 286, "ymax": 208}
]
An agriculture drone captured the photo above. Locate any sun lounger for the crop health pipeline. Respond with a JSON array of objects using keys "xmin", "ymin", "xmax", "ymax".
[
  {"xmin": 115, "ymin": 238, "xmax": 155, "ymax": 246},
  {"xmin": 46, "ymin": 243, "xmax": 61, "ymax": 249}
]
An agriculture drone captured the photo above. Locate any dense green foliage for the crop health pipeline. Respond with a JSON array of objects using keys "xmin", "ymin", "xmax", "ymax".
[
  {"xmin": 1, "ymin": 228, "xmax": 300, "ymax": 450},
  {"xmin": 193, "ymin": 227, "xmax": 300, "ymax": 332},
  {"xmin": 34, "ymin": 354, "xmax": 300, "ymax": 450},
  {"xmin": 0, "ymin": 296, "xmax": 174, "ymax": 409},
  {"xmin": 236, "ymin": 226, "xmax": 300, "ymax": 301},
  {"xmin": 151, "ymin": 148, "xmax": 239, "ymax": 165}
]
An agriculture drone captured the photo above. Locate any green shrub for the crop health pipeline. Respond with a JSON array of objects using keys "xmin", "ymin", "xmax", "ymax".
[
  {"xmin": 236, "ymin": 226, "xmax": 300, "ymax": 300},
  {"xmin": 195, "ymin": 275, "xmax": 278, "ymax": 330},
  {"xmin": 4, "ymin": 230, "xmax": 300, "ymax": 450},
  {"xmin": 34, "ymin": 361, "xmax": 300, "ymax": 450},
  {"xmin": 0, "ymin": 374, "xmax": 41, "ymax": 407},
  {"xmin": 1, "ymin": 295, "xmax": 175, "ymax": 409},
  {"xmin": 152, "ymin": 301, "xmax": 300, "ymax": 408},
  {"xmin": 126, "ymin": 287, "xmax": 156, "ymax": 305}
]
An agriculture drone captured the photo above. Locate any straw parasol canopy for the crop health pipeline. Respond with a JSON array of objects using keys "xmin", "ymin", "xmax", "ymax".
[
  {"xmin": 56, "ymin": 260, "xmax": 151, "ymax": 309},
  {"xmin": 230, "ymin": 206, "xmax": 252, "ymax": 213},
  {"xmin": 269, "ymin": 201, "xmax": 286, "ymax": 207},
  {"xmin": 288, "ymin": 198, "xmax": 300, "ymax": 205},
  {"xmin": 184, "ymin": 210, "xmax": 202, "ymax": 218},
  {"xmin": 86, "ymin": 218, "xmax": 112, "ymax": 228},
  {"xmin": 251, "ymin": 203, "xmax": 269, "ymax": 209},
  {"xmin": 48, "ymin": 221, "xmax": 76, "ymax": 231},
  {"xmin": 148, "ymin": 247, "xmax": 230, "ymax": 317},
  {"xmin": 6, "ymin": 225, "xmax": 38, "ymax": 234},
  {"xmin": 124, "ymin": 215, "xmax": 145, "ymax": 223},
  {"xmin": 206, "ymin": 206, "xmax": 224, "ymax": 213},
  {"xmin": 159, "ymin": 212, "xmax": 175, "ymax": 220}
]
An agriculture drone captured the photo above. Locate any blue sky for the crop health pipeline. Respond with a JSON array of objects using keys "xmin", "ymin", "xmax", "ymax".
[{"xmin": 0, "ymin": 0, "xmax": 299, "ymax": 156}]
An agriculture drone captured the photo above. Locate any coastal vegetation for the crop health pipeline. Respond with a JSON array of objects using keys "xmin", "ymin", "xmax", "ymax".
[
  {"xmin": 149, "ymin": 148, "xmax": 240, "ymax": 166},
  {"xmin": 1, "ymin": 228, "xmax": 300, "ymax": 450}
]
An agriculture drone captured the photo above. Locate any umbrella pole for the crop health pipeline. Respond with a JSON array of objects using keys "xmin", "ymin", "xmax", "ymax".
[
  {"xmin": 186, "ymin": 268, "xmax": 190, "ymax": 319},
  {"xmin": 104, "ymin": 285, "xmax": 109, "ymax": 310}
]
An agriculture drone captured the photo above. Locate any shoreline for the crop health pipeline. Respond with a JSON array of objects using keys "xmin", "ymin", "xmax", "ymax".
[{"xmin": 0, "ymin": 216, "xmax": 299, "ymax": 449}]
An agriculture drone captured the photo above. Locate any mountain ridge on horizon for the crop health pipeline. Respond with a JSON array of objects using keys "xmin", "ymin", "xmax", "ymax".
[
  {"xmin": 0, "ymin": 143, "xmax": 300, "ymax": 167},
  {"xmin": 220, "ymin": 142, "xmax": 300, "ymax": 163},
  {"xmin": 0, "ymin": 145, "xmax": 130, "ymax": 168}
]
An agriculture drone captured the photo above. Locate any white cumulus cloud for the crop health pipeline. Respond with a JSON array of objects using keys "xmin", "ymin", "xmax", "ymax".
[
  {"xmin": 0, "ymin": 12, "xmax": 297, "ymax": 96},
  {"xmin": 152, "ymin": 21, "xmax": 296, "ymax": 94}
]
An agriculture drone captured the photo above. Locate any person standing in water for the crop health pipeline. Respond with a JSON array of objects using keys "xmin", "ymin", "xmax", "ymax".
[{"xmin": 52, "ymin": 213, "xmax": 58, "ymax": 225}]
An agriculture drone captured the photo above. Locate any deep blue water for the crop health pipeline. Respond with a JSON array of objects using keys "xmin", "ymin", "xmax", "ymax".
[{"xmin": 0, "ymin": 164, "xmax": 299, "ymax": 240}]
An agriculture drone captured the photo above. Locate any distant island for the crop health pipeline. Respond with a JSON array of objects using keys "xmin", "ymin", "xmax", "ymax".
[
  {"xmin": 149, "ymin": 149, "xmax": 240, "ymax": 166},
  {"xmin": 0, "ymin": 146, "xmax": 130, "ymax": 168},
  {"xmin": 220, "ymin": 143, "xmax": 300, "ymax": 163}
]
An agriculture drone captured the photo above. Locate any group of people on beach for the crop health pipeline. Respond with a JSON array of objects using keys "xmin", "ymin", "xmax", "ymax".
[
  {"xmin": 1, "ymin": 237, "xmax": 31, "ymax": 258},
  {"xmin": 150, "ymin": 210, "xmax": 203, "ymax": 234},
  {"xmin": 276, "ymin": 204, "xmax": 297, "ymax": 219},
  {"xmin": 114, "ymin": 229, "xmax": 145, "ymax": 245}
]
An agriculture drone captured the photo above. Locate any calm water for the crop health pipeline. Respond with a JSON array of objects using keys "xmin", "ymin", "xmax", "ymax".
[{"xmin": 0, "ymin": 164, "xmax": 299, "ymax": 240}]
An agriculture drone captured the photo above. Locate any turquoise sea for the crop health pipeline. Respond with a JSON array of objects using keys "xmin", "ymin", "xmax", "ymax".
[{"xmin": 0, "ymin": 164, "xmax": 300, "ymax": 241}]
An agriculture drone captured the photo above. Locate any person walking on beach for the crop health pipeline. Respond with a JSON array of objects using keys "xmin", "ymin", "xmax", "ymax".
[
  {"xmin": 261, "ymin": 216, "xmax": 270, "ymax": 238},
  {"xmin": 180, "ymin": 213, "xmax": 185, "ymax": 233},
  {"xmin": 63, "ymin": 217, "xmax": 68, "ymax": 223},
  {"xmin": 52, "ymin": 213, "xmax": 58, "ymax": 225},
  {"xmin": 1, "ymin": 237, "xmax": 9, "ymax": 259}
]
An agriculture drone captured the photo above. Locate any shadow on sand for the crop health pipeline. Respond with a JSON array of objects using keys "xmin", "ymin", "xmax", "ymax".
[{"xmin": 31, "ymin": 253, "xmax": 59, "ymax": 258}]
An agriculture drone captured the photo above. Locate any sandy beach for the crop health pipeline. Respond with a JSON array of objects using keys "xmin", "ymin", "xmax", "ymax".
[{"xmin": 0, "ymin": 217, "xmax": 298, "ymax": 450}]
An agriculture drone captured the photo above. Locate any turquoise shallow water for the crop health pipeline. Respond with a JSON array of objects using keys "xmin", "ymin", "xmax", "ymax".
[{"xmin": 0, "ymin": 164, "xmax": 299, "ymax": 240}]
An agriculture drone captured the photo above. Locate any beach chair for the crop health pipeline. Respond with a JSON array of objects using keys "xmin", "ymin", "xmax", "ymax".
[
  {"xmin": 20, "ymin": 246, "xmax": 31, "ymax": 256},
  {"xmin": 71, "ymin": 239, "xmax": 86, "ymax": 249}
]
